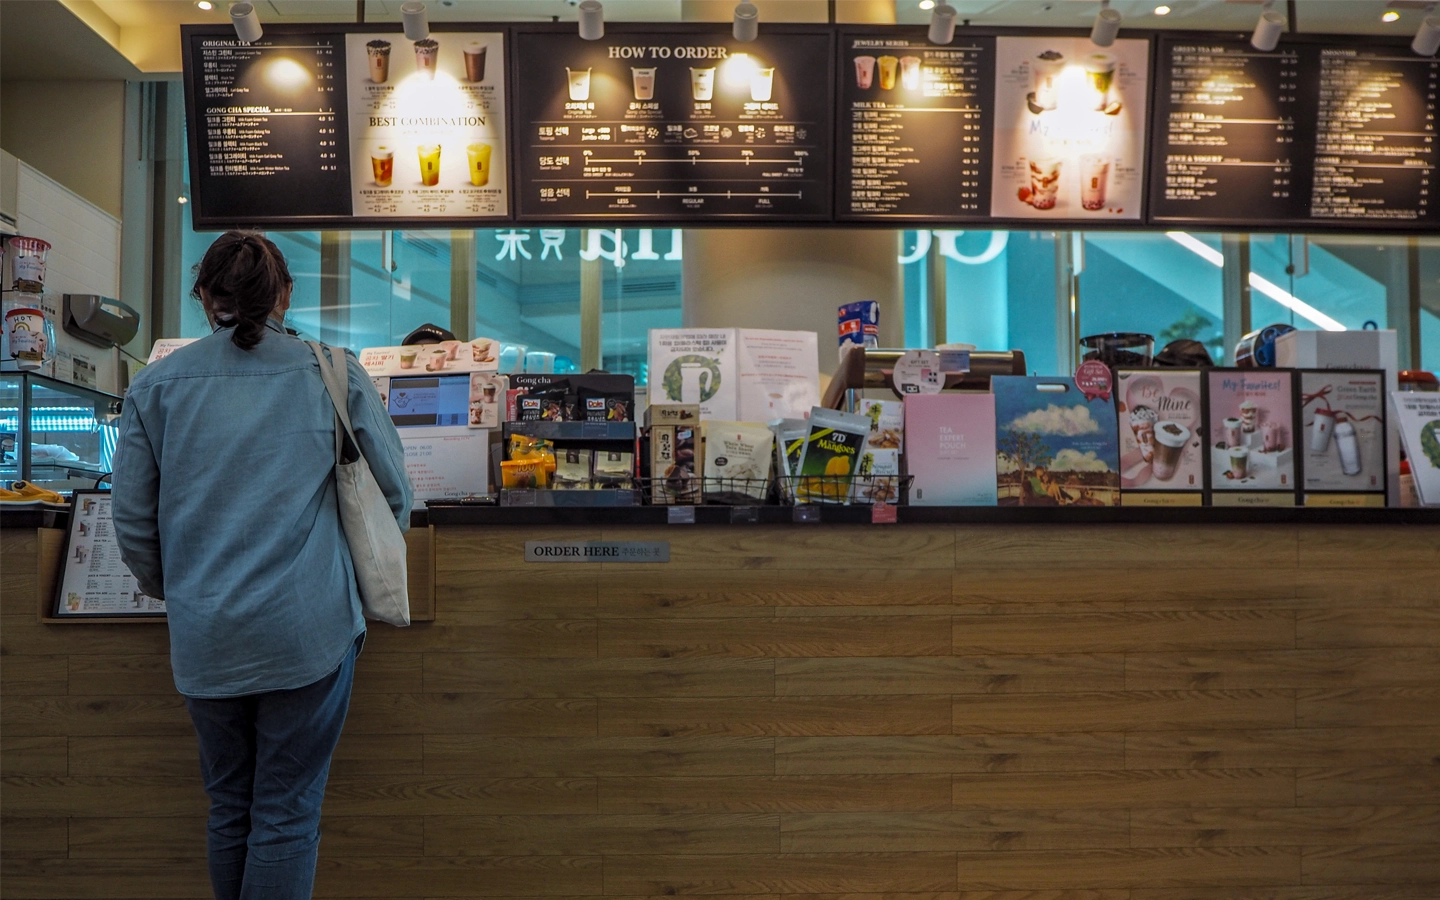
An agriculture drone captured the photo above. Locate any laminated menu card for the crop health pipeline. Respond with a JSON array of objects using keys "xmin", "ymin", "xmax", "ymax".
[
  {"xmin": 1115, "ymin": 369, "xmax": 1205, "ymax": 504},
  {"xmin": 1389, "ymin": 390, "xmax": 1440, "ymax": 507},
  {"xmin": 1299, "ymin": 370, "xmax": 1387, "ymax": 506},
  {"xmin": 993, "ymin": 375, "xmax": 1120, "ymax": 507},
  {"xmin": 1206, "ymin": 368, "xmax": 1297, "ymax": 506},
  {"xmin": 904, "ymin": 393, "xmax": 997, "ymax": 506}
]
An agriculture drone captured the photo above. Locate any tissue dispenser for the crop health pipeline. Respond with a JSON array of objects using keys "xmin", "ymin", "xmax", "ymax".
[{"xmin": 63, "ymin": 294, "xmax": 139, "ymax": 349}]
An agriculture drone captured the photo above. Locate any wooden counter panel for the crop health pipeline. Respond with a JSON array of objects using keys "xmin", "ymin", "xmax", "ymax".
[{"xmin": 3, "ymin": 522, "xmax": 1438, "ymax": 897}]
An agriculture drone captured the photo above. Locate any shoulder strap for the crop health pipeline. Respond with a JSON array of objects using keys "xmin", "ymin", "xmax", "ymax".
[{"xmin": 309, "ymin": 341, "xmax": 362, "ymax": 464}]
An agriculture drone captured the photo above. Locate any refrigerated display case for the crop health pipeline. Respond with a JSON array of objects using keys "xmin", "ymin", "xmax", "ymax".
[{"xmin": 0, "ymin": 372, "xmax": 122, "ymax": 491}]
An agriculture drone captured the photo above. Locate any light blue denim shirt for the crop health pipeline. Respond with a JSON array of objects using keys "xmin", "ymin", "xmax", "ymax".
[{"xmin": 112, "ymin": 320, "xmax": 412, "ymax": 698}]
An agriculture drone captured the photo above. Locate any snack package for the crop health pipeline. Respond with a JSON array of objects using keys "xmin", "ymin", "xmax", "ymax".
[
  {"xmin": 651, "ymin": 424, "xmax": 701, "ymax": 504},
  {"xmin": 593, "ymin": 449, "xmax": 635, "ymax": 490},
  {"xmin": 770, "ymin": 418, "xmax": 809, "ymax": 502},
  {"xmin": 501, "ymin": 458, "xmax": 551, "ymax": 489},
  {"xmin": 703, "ymin": 421, "xmax": 775, "ymax": 503},
  {"xmin": 860, "ymin": 399, "xmax": 904, "ymax": 451},
  {"xmin": 554, "ymin": 448, "xmax": 593, "ymax": 489},
  {"xmin": 795, "ymin": 408, "xmax": 872, "ymax": 504},
  {"xmin": 508, "ymin": 433, "xmax": 557, "ymax": 474},
  {"xmin": 852, "ymin": 447, "xmax": 901, "ymax": 505},
  {"xmin": 646, "ymin": 403, "xmax": 701, "ymax": 427},
  {"xmin": 579, "ymin": 384, "xmax": 634, "ymax": 422}
]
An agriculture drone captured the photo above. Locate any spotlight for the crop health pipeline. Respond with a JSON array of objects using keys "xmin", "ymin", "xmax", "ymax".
[
  {"xmin": 196, "ymin": 0, "xmax": 213, "ymax": 9},
  {"xmin": 733, "ymin": 2, "xmax": 758, "ymax": 42},
  {"xmin": 1415, "ymin": 14, "xmax": 1440, "ymax": 55},
  {"xmin": 229, "ymin": 2, "xmax": 262, "ymax": 43},
  {"xmin": 1382, "ymin": 10, "xmax": 1400, "ymax": 22},
  {"xmin": 1091, "ymin": 0, "xmax": 1121, "ymax": 47},
  {"xmin": 401, "ymin": 1, "xmax": 428, "ymax": 41},
  {"xmin": 918, "ymin": 0, "xmax": 934, "ymax": 8},
  {"xmin": 579, "ymin": 0, "xmax": 604, "ymax": 40},
  {"xmin": 928, "ymin": 3, "xmax": 957, "ymax": 44},
  {"xmin": 1154, "ymin": 5, "xmax": 1170, "ymax": 15},
  {"xmin": 1251, "ymin": 3, "xmax": 1284, "ymax": 52}
]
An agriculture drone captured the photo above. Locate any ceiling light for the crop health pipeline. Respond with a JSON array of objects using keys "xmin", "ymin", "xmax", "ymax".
[
  {"xmin": 401, "ymin": 1, "xmax": 428, "ymax": 41},
  {"xmin": 229, "ymin": 2, "xmax": 262, "ymax": 43},
  {"xmin": 196, "ymin": 0, "xmax": 213, "ymax": 9},
  {"xmin": 733, "ymin": 2, "xmax": 758, "ymax": 42},
  {"xmin": 579, "ymin": 0, "xmax": 604, "ymax": 40},
  {"xmin": 1154, "ymin": 5, "xmax": 1170, "ymax": 15},
  {"xmin": 1415, "ymin": 15, "xmax": 1440, "ymax": 55},
  {"xmin": 1091, "ymin": 0, "xmax": 1121, "ymax": 47},
  {"xmin": 178, "ymin": 196, "xmax": 189, "ymax": 205},
  {"xmin": 1251, "ymin": 2, "xmax": 1284, "ymax": 52},
  {"xmin": 918, "ymin": 0, "xmax": 935, "ymax": 9},
  {"xmin": 1382, "ymin": 10, "xmax": 1400, "ymax": 22},
  {"xmin": 929, "ymin": 3, "xmax": 957, "ymax": 44}
]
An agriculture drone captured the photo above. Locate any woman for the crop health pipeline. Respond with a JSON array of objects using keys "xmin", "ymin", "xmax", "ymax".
[{"xmin": 112, "ymin": 232, "xmax": 411, "ymax": 899}]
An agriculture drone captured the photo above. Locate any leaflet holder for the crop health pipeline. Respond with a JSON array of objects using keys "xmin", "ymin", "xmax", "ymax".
[{"xmin": 822, "ymin": 345, "xmax": 1027, "ymax": 410}]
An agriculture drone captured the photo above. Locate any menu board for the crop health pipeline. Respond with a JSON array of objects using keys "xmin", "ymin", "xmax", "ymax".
[
  {"xmin": 512, "ymin": 27, "xmax": 833, "ymax": 221},
  {"xmin": 989, "ymin": 36, "xmax": 1149, "ymax": 222},
  {"xmin": 184, "ymin": 26, "xmax": 510, "ymax": 228},
  {"xmin": 837, "ymin": 30, "xmax": 995, "ymax": 220},
  {"xmin": 53, "ymin": 491, "xmax": 166, "ymax": 618},
  {"xmin": 1150, "ymin": 37, "xmax": 1438, "ymax": 228}
]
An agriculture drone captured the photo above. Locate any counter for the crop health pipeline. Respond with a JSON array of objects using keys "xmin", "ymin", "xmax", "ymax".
[{"xmin": 3, "ymin": 516, "xmax": 1438, "ymax": 896}]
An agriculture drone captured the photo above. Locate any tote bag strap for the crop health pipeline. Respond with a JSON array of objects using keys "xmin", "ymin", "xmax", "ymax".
[{"xmin": 308, "ymin": 341, "xmax": 363, "ymax": 465}]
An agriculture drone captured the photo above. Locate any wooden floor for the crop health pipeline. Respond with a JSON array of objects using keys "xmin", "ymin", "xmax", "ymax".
[{"xmin": 3, "ymin": 522, "xmax": 1439, "ymax": 899}]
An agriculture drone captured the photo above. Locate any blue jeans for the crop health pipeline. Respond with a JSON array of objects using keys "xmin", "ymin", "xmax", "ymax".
[{"xmin": 184, "ymin": 638, "xmax": 359, "ymax": 900}]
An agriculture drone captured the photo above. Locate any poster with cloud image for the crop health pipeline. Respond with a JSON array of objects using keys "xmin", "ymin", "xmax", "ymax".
[
  {"xmin": 993, "ymin": 376, "xmax": 1120, "ymax": 507},
  {"xmin": 346, "ymin": 31, "xmax": 507, "ymax": 219},
  {"xmin": 989, "ymin": 36, "xmax": 1148, "ymax": 221}
]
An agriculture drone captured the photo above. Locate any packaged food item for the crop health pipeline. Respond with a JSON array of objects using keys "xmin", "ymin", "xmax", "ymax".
[
  {"xmin": 645, "ymin": 403, "xmax": 701, "ymax": 427},
  {"xmin": 838, "ymin": 300, "xmax": 880, "ymax": 358},
  {"xmin": 508, "ymin": 433, "xmax": 557, "ymax": 473},
  {"xmin": 795, "ymin": 408, "xmax": 872, "ymax": 503},
  {"xmin": 852, "ymin": 448, "xmax": 901, "ymax": 505},
  {"xmin": 703, "ymin": 421, "xmax": 775, "ymax": 503},
  {"xmin": 592, "ymin": 449, "xmax": 635, "ymax": 490},
  {"xmin": 651, "ymin": 424, "xmax": 701, "ymax": 504},
  {"xmin": 500, "ymin": 458, "xmax": 551, "ymax": 489},
  {"xmin": 554, "ymin": 448, "xmax": 593, "ymax": 489},
  {"xmin": 517, "ymin": 387, "xmax": 568, "ymax": 421},
  {"xmin": 769, "ymin": 418, "xmax": 809, "ymax": 502},
  {"xmin": 580, "ymin": 386, "xmax": 632, "ymax": 422},
  {"xmin": 993, "ymin": 375, "xmax": 1120, "ymax": 507},
  {"xmin": 860, "ymin": 399, "xmax": 904, "ymax": 450}
]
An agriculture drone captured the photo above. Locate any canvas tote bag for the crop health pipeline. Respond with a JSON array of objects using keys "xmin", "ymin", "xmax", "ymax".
[{"xmin": 309, "ymin": 342, "xmax": 410, "ymax": 627}]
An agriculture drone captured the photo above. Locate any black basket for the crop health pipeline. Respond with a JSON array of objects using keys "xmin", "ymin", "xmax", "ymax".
[{"xmin": 779, "ymin": 473, "xmax": 912, "ymax": 506}]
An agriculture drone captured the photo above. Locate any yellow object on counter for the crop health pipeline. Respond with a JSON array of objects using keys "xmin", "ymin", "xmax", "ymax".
[{"xmin": 501, "ymin": 458, "xmax": 552, "ymax": 489}]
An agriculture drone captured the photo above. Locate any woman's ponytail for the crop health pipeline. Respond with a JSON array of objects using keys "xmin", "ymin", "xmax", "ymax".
[{"xmin": 191, "ymin": 232, "xmax": 294, "ymax": 351}]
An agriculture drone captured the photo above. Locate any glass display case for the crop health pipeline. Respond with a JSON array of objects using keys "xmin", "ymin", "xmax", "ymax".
[{"xmin": 0, "ymin": 372, "xmax": 122, "ymax": 492}]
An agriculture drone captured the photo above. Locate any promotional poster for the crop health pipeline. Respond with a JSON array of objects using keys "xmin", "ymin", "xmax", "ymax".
[
  {"xmin": 1207, "ymin": 368, "xmax": 1296, "ymax": 503},
  {"xmin": 993, "ymin": 375, "xmax": 1120, "ymax": 506}
]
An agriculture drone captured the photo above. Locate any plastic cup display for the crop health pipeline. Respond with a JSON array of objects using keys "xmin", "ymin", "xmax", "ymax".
[
  {"xmin": 567, "ymin": 67, "xmax": 592, "ymax": 101},
  {"xmin": 1032, "ymin": 51, "xmax": 1064, "ymax": 110},
  {"xmin": 417, "ymin": 144, "xmax": 441, "ymax": 186},
  {"xmin": 1084, "ymin": 51, "xmax": 1117, "ymax": 111},
  {"xmin": 5, "ymin": 236, "xmax": 50, "ymax": 291},
  {"xmin": 1080, "ymin": 154, "xmax": 1110, "ymax": 211},
  {"xmin": 1311, "ymin": 408, "xmax": 1336, "ymax": 452},
  {"xmin": 632, "ymin": 67, "xmax": 656, "ymax": 100},
  {"xmin": 877, "ymin": 55, "xmax": 899, "ymax": 90},
  {"xmin": 854, "ymin": 55, "xmax": 876, "ymax": 89},
  {"xmin": 4, "ymin": 306, "xmax": 50, "ymax": 370},
  {"xmin": 690, "ymin": 66, "xmax": 715, "ymax": 101},
  {"xmin": 1151, "ymin": 421, "xmax": 1190, "ymax": 482},
  {"xmin": 1028, "ymin": 158, "xmax": 1062, "ymax": 209},
  {"xmin": 899, "ymin": 56, "xmax": 921, "ymax": 91},
  {"xmin": 366, "ymin": 40, "xmax": 391, "ymax": 84},
  {"xmin": 750, "ymin": 67, "xmax": 774, "ymax": 102},
  {"xmin": 371, "ymin": 148, "xmax": 394, "ymax": 186},
  {"xmin": 1229, "ymin": 446, "xmax": 1250, "ymax": 480},
  {"xmin": 466, "ymin": 143, "xmax": 493, "ymax": 186},
  {"xmin": 463, "ymin": 42, "xmax": 487, "ymax": 82},
  {"xmin": 414, "ymin": 39, "xmax": 439, "ymax": 80}
]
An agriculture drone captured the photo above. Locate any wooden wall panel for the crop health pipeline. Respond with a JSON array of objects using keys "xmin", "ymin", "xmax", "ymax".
[{"xmin": 2, "ymin": 522, "xmax": 1438, "ymax": 899}]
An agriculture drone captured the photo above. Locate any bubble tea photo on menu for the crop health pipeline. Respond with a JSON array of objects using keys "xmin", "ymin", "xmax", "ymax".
[
  {"xmin": 1025, "ymin": 158, "xmax": 1062, "ymax": 209},
  {"xmin": 750, "ymin": 67, "xmax": 774, "ymax": 102},
  {"xmin": 1030, "ymin": 49, "xmax": 1064, "ymax": 112},
  {"xmin": 632, "ymin": 67, "xmax": 656, "ymax": 100},
  {"xmin": 854, "ymin": 55, "xmax": 876, "ymax": 89},
  {"xmin": 372, "ymin": 146, "xmax": 394, "ymax": 187},
  {"xmin": 366, "ymin": 39, "xmax": 391, "ymax": 83},
  {"xmin": 690, "ymin": 66, "xmax": 716, "ymax": 101},
  {"xmin": 1080, "ymin": 153, "xmax": 1110, "ymax": 210},
  {"xmin": 417, "ymin": 144, "xmax": 441, "ymax": 186},
  {"xmin": 466, "ymin": 142, "xmax": 492, "ymax": 186},
  {"xmin": 1084, "ymin": 51, "xmax": 1119, "ymax": 113},
  {"xmin": 463, "ymin": 41, "xmax": 487, "ymax": 82},
  {"xmin": 567, "ymin": 66, "xmax": 592, "ymax": 101},
  {"xmin": 877, "ymin": 55, "xmax": 899, "ymax": 90},
  {"xmin": 899, "ymin": 56, "xmax": 921, "ymax": 91},
  {"xmin": 414, "ymin": 38, "xmax": 440, "ymax": 80}
]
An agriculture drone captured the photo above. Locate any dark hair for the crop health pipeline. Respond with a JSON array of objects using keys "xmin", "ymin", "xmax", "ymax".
[{"xmin": 191, "ymin": 231, "xmax": 293, "ymax": 351}]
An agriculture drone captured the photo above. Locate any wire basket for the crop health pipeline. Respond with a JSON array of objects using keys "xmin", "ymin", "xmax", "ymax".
[
  {"xmin": 639, "ymin": 475, "xmax": 775, "ymax": 507},
  {"xmin": 639, "ymin": 474, "xmax": 913, "ymax": 507},
  {"xmin": 779, "ymin": 473, "xmax": 912, "ymax": 507}
]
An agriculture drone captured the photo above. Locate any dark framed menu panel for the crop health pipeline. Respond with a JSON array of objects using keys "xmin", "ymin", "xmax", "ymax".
[
  {"xmin": 182, "ymin": 24, "xmax": 513, "ymax": 230},
  {"xmin": 1149, "ymin": 33, "xmax": 1439, "ymax": 230},
  {"xmin": 510, "ymin": 24, "xmax": 835, "ymax": 223}
]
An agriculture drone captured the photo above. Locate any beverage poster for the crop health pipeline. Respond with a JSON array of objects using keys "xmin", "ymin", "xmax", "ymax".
[
  {"xmin": 993, "ymin": 376, "xmax": 1121, "ymax": 506},
  {"xmin": 1206, "ymin": 368, "xmax": 1296, "ymax": 503},
  {"xmin": 1299, "ymin": 370, "xmax": 1386, "ymax": 500},
  {"xmin": 1116, "ymin": 369, "xmax": 1205, "ymax": 496},
  {"xmin": 54, "ymin": 491, "xmax": 166, "ymax": 618},
  {"xmin": 989, "ymin": 36, "xmax": 1148, "ymax": 221},
  {"xmin": 648, "ymin": 329, "xmax": 738, "ymax": 421},
  {"xmin": 1390, "ymin": 390, "xmax": 1440, "ymax": 507},
  {"xmin": 345, "ymin": 31, "xmax": 508, "ymax": 219}
]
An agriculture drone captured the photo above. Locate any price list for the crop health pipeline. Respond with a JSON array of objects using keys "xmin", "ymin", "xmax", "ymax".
[
  {"xmin": 838, "ymin": 33, "xmax": 995, "ymax": 220},
  {"xmin": 186, "ymin": 33, "xmax": 352, "ymax": 224},
  {"xmin": 1310, "ymin": 47, "xmax": 1438, "ymax": 223},
  {"xmin": 1148, "ymin": 40, "xmax": 1311, "ymax": 224},
  {"xmin": 513, "ymin": 29, "xmax": 833, "ymax": 221}
]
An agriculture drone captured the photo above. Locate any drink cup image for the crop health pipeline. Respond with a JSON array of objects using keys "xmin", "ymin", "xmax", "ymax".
[
  {"xmin": 1084, "ymin": 51, "xmax": 1117, "ymax": 112},
  {"xmin": 482, "ymin": 383, "xmax": 497, "ymax": 403},
  {"xmin": 1224, "ymin": 416, "xmax": 1243, "ymax": 448},
  {"xmin": 567, "ymin": 67, "xmax": 592, "ymax": 101},
  {"xmin": 4, "ymin": 307, "xmax": 48, "ymax": 369},
  {"xmin": 1334, "ymin": 419, "xmax": 1361, "ymax": 475},
  {"xmin": 1129, "ymin": 405, "xmax": 1157, "ymax": 463},
  {"xmin": 1262, "ymin": 420, "xmax": 1284, "ymax": 452},
  {"xmin": 414, "ymin": 38, "xmax": 440, "ymax": 80},
  {"xmin": 1151, "ymin": 421, "xmax": 1190, "ymax": 482},
  {"xmin": 1027, "ymin": 158, "xmax": 1062, "ymax": 210},
  {"xmin": 426, "ymin": 348, "xmax": 447, "ymax": 371},
  {"xmin": 1080, "ymin": 154, "xmax": 1110, "ymax": 211},
  {"xmin": 440, "ymin": 340, "xmax": 461, "ymax": 360},
  {"xmin": 854, "ymin": 55, "xmax": 876, "ymax": 89},
  {"xmin": 1310, "ymin": 408, "xmax": 1335, "ymax": 452},
  {"xmin": 1239, "ymin": 400, "xmax": 1258, "ymax": 433},
  {"xmin": 899, "ymin": 56, "xmax": 921, "ymax": 91},
  {"xmin": 466, "ymin": 143, "xmax": 493, "ymax": 186},
  {"xmin": 471, "ymin": 339, "xmax": 495, "ymax": 362},
  {"xmin": 877, "ymin": 55, "xmax": 899, "ymax": 90},
  {"xmin": 632, "ymin": 67, "xmax": 656, "ymax": 100},
  {"xmin": 399, "ymin": 348, "xmax": 418, "ymax": 369},
  {"xmin": 366, "ymin": 39, "xmax": 391, "ymax": 84},
  {"xmin": 463, "ymin": 42, "xmax": 487, "ymax": 82},
  {"xmin": 371, "ymin": 147, "xmax": 394, "ymax": 186},
  {"xmin": 690, "ymin": 67, "xmax": 716, "ymax": 101},
  {"xmin": 417, "ymin": 144, "xmax": 441, "ymax": 186},
  {"xmin": 1032, "ymin": 50, "xmax": 1064, "ymax": 111},
  {"xmin": 1228, "ymin": 445, "xmax": 1250, "ymax": 480},
  {"xmin": 750, "ymin": 68, "xmax": 775, "ymax": 102}
]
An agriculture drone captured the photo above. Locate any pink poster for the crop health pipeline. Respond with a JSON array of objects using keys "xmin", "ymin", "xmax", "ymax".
[
  {"xmin": 1207, "ymin": 369, "xmax": 1295, "ymax": 495},
  {"xmin": 1116, "ymin": 370, "xmax": 1204, "ymax": 492}
]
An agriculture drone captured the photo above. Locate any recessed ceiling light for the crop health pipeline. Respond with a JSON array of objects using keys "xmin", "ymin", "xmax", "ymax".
[
  {"xmin": 195, "ymin": 0, "xmax": 213, "ymax": 8},
  {"xmin": 178, "ymin": 196, "xmax": 189, "ymax": 205},
  {"xmin": 919, "ymin": 0, "xmax": 935, "ymax": 9},
  {"xmin": 1154, "ymin": 5, "xmax": 1171, "ymax": 15},
  {"xmin": 1382, "ymin": 10, "xmax": 1400, "ymax": 22}
]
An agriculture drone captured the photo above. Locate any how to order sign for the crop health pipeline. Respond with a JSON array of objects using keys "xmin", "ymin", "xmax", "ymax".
[{"xmin": 525, "ymin": 540, "xmax": 670, "ymax": 562}]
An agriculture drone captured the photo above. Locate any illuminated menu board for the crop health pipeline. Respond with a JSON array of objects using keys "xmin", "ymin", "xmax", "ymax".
[
  {"xmin": 837, "ymin": 30, "xmax": 995, "ymax": 221},
  {"xmin": 1149, "ymin": 37, "xmax": 1438, "ymax": 228},
  {"xmin": 511, "ymin": 26, "xmax": 834, "ymax": 221}
]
